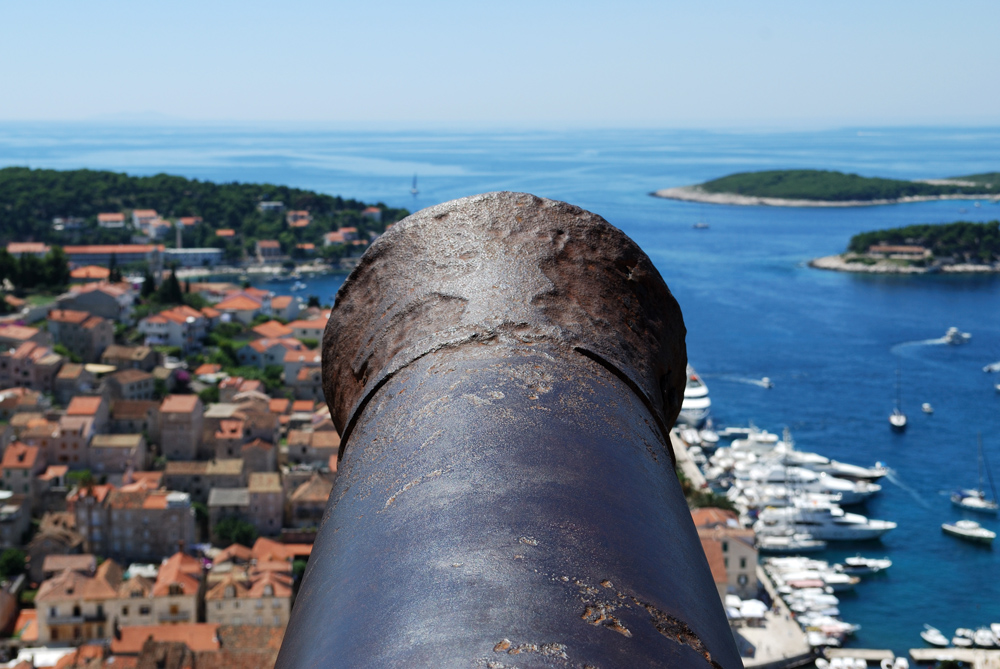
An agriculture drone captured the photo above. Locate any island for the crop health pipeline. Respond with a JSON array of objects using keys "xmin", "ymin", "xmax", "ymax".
[
  {"xmin": 810, "ymin": 220, "xmax": 1000, "ymax": 274},
  {"xmin": 653, "ymin": 169, "xmax": 1000, "ymax": 207}
]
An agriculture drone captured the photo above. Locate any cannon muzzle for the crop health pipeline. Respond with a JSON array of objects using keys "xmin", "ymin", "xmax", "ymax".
[{"xmin": 277, "ymin": 192, "xmax": 741, "ymax": 668}]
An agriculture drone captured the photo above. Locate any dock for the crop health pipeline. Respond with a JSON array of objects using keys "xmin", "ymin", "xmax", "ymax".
[
  {"xmin": 670, "ymin": 429, "xmax": 707, "ymax": 488},
  {"xmin": 825, "ymin": 648, "xmax": 895, "ymax": 662},
  {"xmin": 737, "ymin": 566, "xmax": 814, "ymax": 669},
  {"xmin": 910, "ymin": 647, "xmax": 1000, "ymax": 668}
]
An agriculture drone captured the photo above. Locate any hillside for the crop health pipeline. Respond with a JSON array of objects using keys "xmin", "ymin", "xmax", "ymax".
[{"xmin": 0, "ymin": 167, "xmax": 409, "ymax": 249}]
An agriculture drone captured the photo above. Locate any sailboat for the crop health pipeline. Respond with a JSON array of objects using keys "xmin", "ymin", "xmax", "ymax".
[
  {"xmin": 952, "ymin": 434, "xmax": 999, "ymax": 514},
  {"xmin": 889, "ymin": 367, "xmax": 907, "ymax": 432},
  {"xmin": 410, "ymin": 174, "xmax": 419, "ymax": 196}
]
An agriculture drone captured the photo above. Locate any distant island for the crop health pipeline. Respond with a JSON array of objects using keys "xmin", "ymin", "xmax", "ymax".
[
  {"xmin": 653, "ymin": 169, "xmax": 1000, "ymax": 207},
  {"xmin": 810, "ymin": 220, "xmax": 1000, "ymax": 274}
]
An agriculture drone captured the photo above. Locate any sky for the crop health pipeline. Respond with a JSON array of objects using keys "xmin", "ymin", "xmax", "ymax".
[{"xmin": 2, "ymin": 1, "xmax": 999, "ymax": 128}]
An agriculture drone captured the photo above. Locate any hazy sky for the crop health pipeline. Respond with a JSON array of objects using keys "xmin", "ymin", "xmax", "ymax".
[{"xmin": 2, "ymin": 1, "xmax": 998, "ymax": 127}]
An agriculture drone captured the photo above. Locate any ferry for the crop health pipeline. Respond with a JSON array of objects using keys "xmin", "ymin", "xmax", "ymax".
[{"xmin": 679, "ymin": 365, "xmax": 711, "ymax": 427}]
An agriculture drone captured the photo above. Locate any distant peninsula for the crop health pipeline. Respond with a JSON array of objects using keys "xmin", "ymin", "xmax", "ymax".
[
  {"xmin": 653, "ymin": 169, "xmax": 1000, "ymax": 207},
  {"xmin": 810, "ymin": 220, "xmax": 1000, "ymax": 274}
]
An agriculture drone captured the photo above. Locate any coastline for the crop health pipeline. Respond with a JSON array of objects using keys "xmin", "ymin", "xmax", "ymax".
[
  {"xmin": 174, "ymin": 263, "xmax": 348, "ymax": 280},
  {"xmin": 808, "ymin": 254, "xmax": 1000, "ymax": 274},
  {"xmin": 652, "ymin": 185, "xmax": 1000, "ymax": 208}
]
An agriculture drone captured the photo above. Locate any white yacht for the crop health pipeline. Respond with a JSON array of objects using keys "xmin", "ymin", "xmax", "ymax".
[
  {"xmin": 736, "ymin": 464, "xmax": 881, "ymax": 505},
  {"xmin": 942, "ymin": 519, "xmax": 995, "ymax": 544},
  {"xmin": 754, "ymin": 504, "xmax": 897, "ymax": 541},
  {"xmin": 679, "ymin": 365, "xmax": 711, "ymax": 427},
  {"xmin": 920, "ymin": 625, "xmax": 949, "ymax": 647},
  {"xmin": 839, "ymin": 556, "xmax": 892, "ymax": 575},
  {"xmin": 943, "ymin": 326, "xmax": 971, "ymax": 344}
]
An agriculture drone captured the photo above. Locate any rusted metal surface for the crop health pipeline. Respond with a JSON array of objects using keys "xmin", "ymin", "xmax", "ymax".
[{"xmin": 277, "ymin": 193, "xmax": 741, "ymax": 668}]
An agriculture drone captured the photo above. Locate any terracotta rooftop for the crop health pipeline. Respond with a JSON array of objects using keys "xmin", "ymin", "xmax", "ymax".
[
  {"xmin": 111, "ymin": 623, "xmax": 221, "ymax": 655},
  {"xmin": 38, "ymin": 465, "xmax": 69, "ymax": 481},
  {"xmin": 64, "ymin": 244, "xmax": 158, "ymax": 254},
  {"xmin": 216, "ymin": 295, "xmax": 262, "ymax": 312},
  {"xmin": 153, "ymin": 552, "xmax": 202, "ymax": 597},
  {"xmin": 37, "ymin": 560, "xmax": 122, "ymax": 602},
  {"xmin": 699, "ymin": 535, "xmax": 727, "ymax": 585},
  {"xmin": 248, "ymin": 472, "xmax": 281, "ymax": 493},
  {"xmin": 97, "ymin": 212, "xmax": 125, "ymax": 222},
  {"xmin": 6, "ymin": 242, "xmax": 50, "ymax": 255},
  {"xmin": 256, "ymin": 240, "xmax": 280, "ymax": 249},
  {"xmin": 0, "ymin": 324, "xmax": 40, "ymax": 341},
  {"xmin": 214, "ymin": 543, "xmax": 253, "ymax": 565},
  {"xmin": 195, "ymin": 363, "xmax": 222, "ymax": 376},
  {"xmin": 270, "ymin": 295, "xmax": 293, "ymax": 309},
  {"xmin": 41, "ymin": 553, "xmax": 96, "ymax": 575},
  {"xmin": 284, "ymin": 349, "xmax": 321, "ymax": 364},
  {"xmin": 251, "ymin": 320, "xmax": 294, "ymax": 339},
  {"xmin": 690, "ymin": 507, "xmax": 739, "ymax": 529},
  {"xmin": 311, "ymin": 431, "xmax": 341, "ymax": 451},
  {"xmin": 1, "ymin": 443, "xmax": 40, "ymax": 470},
  {"xmin": 290, "ymin": 473, "xmax": 333, "ymax": 505},
  {"xmin": 111, "ymin": 368, "xmax": 154, "ymax": 385},
  {"xmin": 111, "ymin": 399, "xmax": 159, "ymax": 420},
  {"xmin": 70, "ymin": 265, "xmax": 110, "ymax": 280},
  {"xmin": 291, "ymin": 400, "xmax": 316, "ymax": 413},
  {"xmin": 91, "ymin": 434, "xmax": 143, "ymax": 449},
  {"xmin": 67, "ymin": 395, "xmax": 104, "ymax": 416},
  {"xmin": 286, "ymin": 318, "xmax": 326, "ymax": 330},
  {"xmin": 268, "ymin": 398, "xmax": 290, "ymax": 414},
  {"xmin": 160, "ymin": 394, "xmax": 200, "ymax": 414},
  {"xmin": 133, "ymin": 209, "xmax": 158, "ymax": 217},
  {"xmin": 49, "ymin": 309, "xmax": 92, "ymax": 324},
  {"xmin": 103, "ymin": 344, "xmax": 154, "ymax": 362},
  {"xmin": 215, "ymin": 228, "xmax": 235, "ymax": 237},
  {"xmin": 201, "ymin": 306, "xmax": 221, "ymax": 318}
]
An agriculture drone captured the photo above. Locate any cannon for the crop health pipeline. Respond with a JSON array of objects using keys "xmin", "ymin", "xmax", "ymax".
[{"xmin": 276, "ymin": 192, "xmax": 741, "ymax": 668}]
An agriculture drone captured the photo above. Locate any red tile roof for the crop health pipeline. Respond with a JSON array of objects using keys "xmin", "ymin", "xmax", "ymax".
[
  {"xmin": 97, "ymin": 213, "xmax": 125, "ymax": 223},
  {"xmin": 111, "ymin": 623, "xmax": 221, "ymax": 654},
  {"xmin": 153, "ymin": 552, "xmax": 202, "ymax": 596},
  {"xmin": 6, "ymin": 242, "xmax": 50, "ymax": 255},
  {"xmin": 270, "ymin": 295, "xmax": 293, "ymax": 309},
  {"xmin": 195, "ymin": 363, "xmax": 222, "ymax": 375},
  {"xmin": 160, "ymin": 394, "xmax": 200, "ymax": 414},
  {"xmin": 251, "ymin": 320, "xmax": 294, "ymax": 339},
  {"xmin": 215, "ymin": 229, "xmax": 235, "ymax": 238},
  {"xmin": 70, "ymin": 265, "xmax": 110, "ymax": 280},
  {"xmin": 256, "ymin": 240, "xmax": 280, "ymax": 249},
  {"xmin": 49, "ymin": 309, "xmax": 92, "ymax": 324},
  {"xmin": 64, "ymin": 244, "xmax": 158, "ymax": 254},
  {"xmin": 0, "ymin": 324, "xmax": 40, "ymax": 341},
  {"xmin": 67, "ymin": 396, "xmax": 105, "ymax": 416},
  {"xmin": 216, "ymin": 295, "xmax": 262, "ymax": 311},
  {"xmin": 268, "ymin": 398, "xmax": 290, "ymax": 414}
]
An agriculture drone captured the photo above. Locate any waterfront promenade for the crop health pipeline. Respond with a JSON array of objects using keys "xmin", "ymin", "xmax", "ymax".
[
  {"xmin": 670, "ymin": 429, "xmax": 707, "ymax": 487},
  {"xmin": 739, "ymin": 566, "xmax": 814, "ymax": 669},
  {"xmin": 910, "ymin": 647, "xmax": 1000, "ymax": 668}
]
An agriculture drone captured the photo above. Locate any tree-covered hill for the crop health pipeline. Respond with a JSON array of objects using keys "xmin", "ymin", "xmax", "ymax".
[
  {"xmin": 0, "ymin": 167, "xmax": 409, "ymax": 252},
  {"xmin": 848, "ymin": 220, "xmax": 1000, "ymax": 263},
  {"xmin": 698, "ymin": 169, "xmax": 1000, "ymax": 202}
]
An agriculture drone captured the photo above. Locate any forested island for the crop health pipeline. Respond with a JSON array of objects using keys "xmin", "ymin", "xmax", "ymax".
[
  {"xmin": 0, "ymin": 167, "xmax": 409, "ymax": 255},
  {"xmin": 653, "ymin": 169, "xmax": 1000, "ymax": 206},
  {"xmin": 810, "ymin": 220, "xmax": 1000, "ymax": 274}
]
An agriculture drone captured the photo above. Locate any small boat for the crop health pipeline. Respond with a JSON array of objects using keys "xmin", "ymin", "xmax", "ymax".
[
  {"xmin": 410, "ymin": 174, "xmax": 419, "ymax": 196},
  {"xmin": 840, "ymin": 556, "xmax": 892, "ymax": 575},
  {"xmin": 692, "ymin": 222, "xmax": 709, "ymax": 229},
  {"xmin": 761, "ymin": 376, "xmax": 773, "ymax": 388},
  {"xmin": 880, "ymin": 659, "xmax": 909, "ymax": 669},
  {"xmin": 951, "ymin": 434, "xmax": 999, "ymax": 514},
  {"xmin": 943, "ymin": 326, "xmax": 971, "ymax": 345},
  {"xmin": 756, "ymin": 533, "xmax": 828, "ymax": 554},
  {"xmin": 921, "ymin": 403, "xmax": 933, "ymax": 414},
  {"xmin": 291, "ymin": 281, "xmax": 307, "ymax": 291},
  {"xmin": 953, "ymin": 635, "xmax": 974, "ymax": 648},
  {"xmin": 920, "ymin": 624, "xmax": 949, "ymax": 647},
  {"xmin": 942, "ymin": 519, "xmax": 996, "ymax": 544}
]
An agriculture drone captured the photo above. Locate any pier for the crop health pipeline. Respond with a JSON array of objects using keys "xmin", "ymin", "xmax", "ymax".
[
  {"xmin": 825, "ymin": 648, "xmax": 895, "ymax": 663},
  {"xmin": 910, "ymin": 647, "xmax": 1000, "ymax": 668},
  {"xmin": 738, "ymin": 566, "xmax": 815, "ymax": 669},
  {"xmin": 671, "ymin": 429, "xmax": 707, "ymax": 487}
]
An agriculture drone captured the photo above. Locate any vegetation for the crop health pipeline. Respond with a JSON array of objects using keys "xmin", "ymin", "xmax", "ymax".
[
  {"xmin": 0, "ymin": 167, "xmax": 409, "ymax": 253},
  {"xmin": 676, "ymin": 468, "xmax": 736, "ymax": 512},
  {"xmin": 848, "ymin": 220, "xmax": 1000, "ymax": 263},
  {"xmin": 698, "ymin": 169, "xmax": 1000, "ymax": 202},
  {"xmin": 215, "ymin": 517, "xmax": 258, "ymax": 547},
  {"xmin": 0, "ymin": 548, "xmax": 25, "ymax": 579},
  {"xmin": 0, "ymin": 246, "xmax": 72, "ymax": 295}
]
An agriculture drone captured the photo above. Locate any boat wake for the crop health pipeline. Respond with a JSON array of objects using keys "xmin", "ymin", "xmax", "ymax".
[
  {"xmin": 705, "ymin": 374, "xmax": 774, "ymax": 388},
  {"xmin": 890, "ymin": 337, "xmax": 951, "ymax": 354},
  {"xmin": 884, "ymin": 468, "xmax": 931, "ymax": 510}
]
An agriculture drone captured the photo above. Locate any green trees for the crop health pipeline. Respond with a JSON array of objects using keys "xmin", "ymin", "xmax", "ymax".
[
  {"xmin": 700, "ymin": 169, "xmax": 1000, "ymax": 202},
  {"xmin": 0, "ymin": 246, "xmax": 72, "ymax": 295},
  {"xmin": 0, "ymin": 549, "xmax": 25, "ymax": 579},
  {"xmin": 156, "ymin": 271, "xmax": 184, "ymax": 305},
  {"xmin": 0, "ymin": 166, "xmax": 409, "ymax": 246},
  {"xmin": 215, "ymin": 517, "xmax": 258, "ymax": 547},
  {"xmin": 847, "ymin": 220, "xmax": 1000, "ymax": 262}
]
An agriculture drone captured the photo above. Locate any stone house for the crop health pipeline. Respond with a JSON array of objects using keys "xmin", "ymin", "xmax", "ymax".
[
  {"xmin": 1, "ymin": 443, "xmax": 47, "ymax": 508},
  {"xmin": 163, "ymin": 459, "xmax": 245, "ymax": 504},
  {"xmin": 101, "ymin": 344, "xmax": 159, "ymax": 372},
  {"xmin": 47, "ymin": 310, "xmax": 114, "ymax": 363},
  {"xmin": 54, "ymin": 364, "xmax": 97, "ymax": 406},
  {"xmin": 0, "ymin": 342, "xmax": 64, "ymax": 393},
  {"xmin": 159, "ymin": 395, "xmax": 204, "ymax": 460},
  {"xmin": 287, "ymin": 473, "xmax": 332, "ymax": 528},
  {"xmin": 103, "ymin": 368, "xmax": 156, "ymax": 401},
  {"xmin": 35, "ymin": 559, "xmax": 122, "ymax": 643},
  {"xmin": 89, "ymin": 434, "xmax": 146, "ymax": 473},
  {"xmin": 248, "ymin": 473, "xmax": 282, "ymax": 536},
  {"xmin": 27, "ymin": 512, "xmax": 85, "ymax": 584},
  {"xmin": 204, "ymin": 570, "xmax": 291, "ymax": 628}
]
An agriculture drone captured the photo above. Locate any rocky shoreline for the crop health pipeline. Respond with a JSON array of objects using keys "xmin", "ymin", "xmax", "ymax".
[
  {"xmin": 652, "ymin": 185, "xmax": 999, "ymax": 208},
  {"xmin": 809, "ymin": 255, "xmax": 1000, "ymax": 274}
]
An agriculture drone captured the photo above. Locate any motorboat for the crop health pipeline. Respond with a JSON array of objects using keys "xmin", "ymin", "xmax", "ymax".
[
  {"xmin": 951, "ymin": 434, "xmax": 999, "ymax": 514},
  {"xmin": 974, "ymin": 627, "xmax": 996, "ymax": 647},
  {"xmin": 952, "ymin": 635, "xmax": 974, "ymax": 648},
  {"xmin": 756, "ymin": 533, "xmax": 828, "ymax": 554},
  {"xmin": 755, "ymin": 504, "xmax": 897, "ymax": 541},
  {"xmin": 941, "ymin": 520, "xmax": 996, "ymax": 544},
  {"xmin": 920, "ymin": 625, "xmax": 949, "ymax": 647},
  {"xmin": 922, "ymin": 403, "xmax": 933, "ymax": 414},
  {"xmin": 943, "ymin": 326, "xmax": 971, "ymax": 344},
  {"xmin": 839, "ymin": 556, "xmax": 892, "ymax": 575},
  {"xmin": 736, "ymin": 465, "xmax": 881, "ymax": 505},
  {"xmin": 678, "ymin": 365, "xmax": 711, "ymax": 427}
]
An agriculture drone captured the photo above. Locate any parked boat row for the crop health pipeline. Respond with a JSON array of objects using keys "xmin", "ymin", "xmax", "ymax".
[{"xmin": 920, "ymin": 623, "xmax": 1000, "ymax": 648}]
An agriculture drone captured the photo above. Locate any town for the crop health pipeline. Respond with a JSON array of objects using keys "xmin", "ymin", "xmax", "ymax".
[{"xmin": 0, "ymin": 203, "xmax": 387, "ymax": 668}]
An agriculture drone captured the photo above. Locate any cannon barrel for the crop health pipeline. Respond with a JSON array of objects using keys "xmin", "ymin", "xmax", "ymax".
[{"xmin": 276, "ymin": 192, "xmax": 741, "ymax": 668}]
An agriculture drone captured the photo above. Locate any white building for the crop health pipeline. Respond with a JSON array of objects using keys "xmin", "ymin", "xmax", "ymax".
[{"xmin": 163, "ymin": 248, "xmax": 224, "ymax": 268}]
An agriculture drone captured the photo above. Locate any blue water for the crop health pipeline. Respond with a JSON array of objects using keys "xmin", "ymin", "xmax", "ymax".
[{"xmin": 3, "ymin": 124, "xmax": 1000, "ymax": 655}]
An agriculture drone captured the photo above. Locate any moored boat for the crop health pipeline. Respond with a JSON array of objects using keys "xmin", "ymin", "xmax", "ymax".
[
  {"xmin": 941, "ymin": 520, "xmax": 996, "ymax": 544},
  {"xmin": 679, "ymin": 365, "xmax": 711, "ymax": 427},
  {"xmin": 920, "ymin": 624, "xmax": 949, "ymax": 647}
]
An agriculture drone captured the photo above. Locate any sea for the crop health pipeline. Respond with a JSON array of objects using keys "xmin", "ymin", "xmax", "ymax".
[{"xmin": 3, "ymin": 123, "xmax": 1000, "ymax": 658}]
